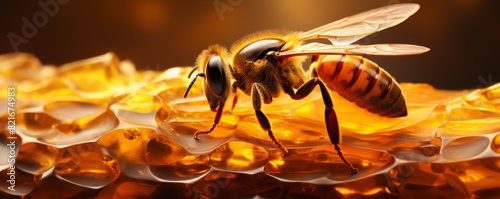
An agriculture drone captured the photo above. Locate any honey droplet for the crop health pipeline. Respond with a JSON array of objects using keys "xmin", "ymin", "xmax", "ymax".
[
  {"xmin": 123, "ymin": 128, "xmax": 142, "ymax": 140},
  {"xmin": 16, "ymin": 143, "xmax": 59, "ymax": 174},
  {"xmin": 55, "ymin": 143, "xmax": 121, "ymax": 189}
]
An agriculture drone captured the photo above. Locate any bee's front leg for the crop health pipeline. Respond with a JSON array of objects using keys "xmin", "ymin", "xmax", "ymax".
[{"xmin": 251, "ymin": 83, "xmax": 289, "ymax": 158}]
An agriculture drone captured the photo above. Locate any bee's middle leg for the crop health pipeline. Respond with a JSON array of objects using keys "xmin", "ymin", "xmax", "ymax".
[
  {"xmin": 251, "ymin": 83, "xmax": 289, "ymax": 158},
  {"xmin": 230, "ymin": 81, "xmax": 240, "ymax": 111}
]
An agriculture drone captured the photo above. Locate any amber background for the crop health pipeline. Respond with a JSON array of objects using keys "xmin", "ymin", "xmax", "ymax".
[{"xmin": 1, "ymin": 0, "xmax": 499, "ymax": 89}]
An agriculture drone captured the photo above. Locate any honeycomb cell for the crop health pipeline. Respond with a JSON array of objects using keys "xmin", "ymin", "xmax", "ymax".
[
  {"xmin": 0, "ymin": 167, "xmax": 42, "ymax": 196},
  {"xmin": 158, "ymin": 99, "xmax": 237, "ymax": 154},
  {"xmin": 265, "ymin": 144, "xmax": 394, "ymax": 182},
  {"xmin": 3, "ymin": 53, "xmax": 500, "ymax": 198},
  {"xmin": 146, "ymin": 134, "xmax": 210, "ymax": 181},
  {"xmin": 387, "ymin": 136, "xmax": 441, "ymax": 161},
  {"xmin": 109, "ymin": 93, "xmax": 162, "ymax": 126},
  {"xmin": 55, "ymin": 143, "xmax": 121, "ymax": 189},
  {"xmin": 17, "ymin": 112, "xmax": 59, "ymax": 137},
  {"xmin": 149, "ymin": 155, "xmax": 211, "ymax": 182},
  {"xmin": 0, "ymin": 129, "xmax": 22, "ymax": 166},
  {"xmin": 97, "ymin": 128, "xmax": 157, "ymax": 178},
  {"xmin": 37, "ymin": 109, "xmax": 119, "ymax": 146},
  {"xmin": 98, "ymin": 128, "xmax": 157, "ymax": 162},
  {"xmin": 146, "ymin": 134, "xmax": 187, "ymax": 166},
  {"xmin": 441, "ymin": 136, "xmax": 489, "ymax": 160},
  {"xmin": 209, "ymin": 141, "xmax": 269, "ymax": 172},
  {"xmin": 16, "ymin": 143, "xmax": 59, "ymax": 174}
]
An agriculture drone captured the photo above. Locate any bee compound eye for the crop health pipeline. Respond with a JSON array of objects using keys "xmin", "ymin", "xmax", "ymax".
[
  {"xmin": 237, "ymin": 39, "xmax": 285, "ymax": 61},
  {"xmin": 206, "ymin": 56, "xmax": 226, "ymax": 96}
]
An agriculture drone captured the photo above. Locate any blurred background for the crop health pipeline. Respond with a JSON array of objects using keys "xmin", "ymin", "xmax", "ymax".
[{"xmin": 1, "ymin": 0, "xmax": 499, "ymax": 89}]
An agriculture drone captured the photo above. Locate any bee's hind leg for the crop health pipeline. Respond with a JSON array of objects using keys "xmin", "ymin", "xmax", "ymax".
[
  {"xmin": 289, "ymin": 71, "xmax": 358, "ymax": 175},
  {"xmin": 251, "ymin": 83, "xmax": 289, "ymax": 158}
]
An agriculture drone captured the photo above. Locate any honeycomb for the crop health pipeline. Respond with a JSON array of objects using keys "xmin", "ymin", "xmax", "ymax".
[{"xmin": 1, "ymin": 52, "xmax": 499, "ymax": 198}]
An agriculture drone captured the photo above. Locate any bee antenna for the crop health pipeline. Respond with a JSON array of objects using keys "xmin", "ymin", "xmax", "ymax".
[
  {"xmin": 184, "ymin": 72, "xmax": 205, "ymax": 98},
  {"xmin": 187, "ymin": 66, "xmax": 198, "ymax": 79}
]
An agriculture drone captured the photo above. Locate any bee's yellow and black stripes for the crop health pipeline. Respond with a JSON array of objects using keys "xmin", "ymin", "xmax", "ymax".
[{"xmin": 316, "ymin": 55, "xmax": 407, "ymax": 117}]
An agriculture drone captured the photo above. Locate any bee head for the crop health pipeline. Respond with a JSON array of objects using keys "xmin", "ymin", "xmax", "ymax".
[{"xmin": 192, "ymin": 45, "xmax": 231, "ymax": 111}]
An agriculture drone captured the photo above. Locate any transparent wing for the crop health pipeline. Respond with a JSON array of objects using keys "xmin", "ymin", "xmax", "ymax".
[
  {"xmin": 278, "ymin": 42, "xmax": 430, "ymax": 57},
  {"xmin": 299, "ymin": 3, "xmax": 420, "ymax": 46}
]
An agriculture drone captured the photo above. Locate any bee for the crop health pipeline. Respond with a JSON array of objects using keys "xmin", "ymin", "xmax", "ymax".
[{"xmin": 184, "ymin": 3, "xmax": 429, "ymax": 174}]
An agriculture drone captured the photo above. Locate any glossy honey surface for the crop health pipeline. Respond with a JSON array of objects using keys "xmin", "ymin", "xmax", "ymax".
[{"xmin": 1, "ymin": 53, "xmax": 499, "ymax": 198}]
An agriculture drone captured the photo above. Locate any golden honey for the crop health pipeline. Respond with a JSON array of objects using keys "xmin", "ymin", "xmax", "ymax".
[{"xmin": 1, "ymin": 52, "xmax": 499, "ymax": 198}]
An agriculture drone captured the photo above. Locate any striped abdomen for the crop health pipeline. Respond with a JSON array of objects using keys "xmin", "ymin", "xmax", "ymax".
[{"xmin": 316, "ymin": 55, "xmax": 407, "ymax": 117}]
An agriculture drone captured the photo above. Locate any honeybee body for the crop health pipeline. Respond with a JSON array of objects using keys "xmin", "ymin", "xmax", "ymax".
[
  {"xmin": 315, "ymin": 55, "xmax": 407, "ymax": 117},
  {"xmin": 184, "ymin": 4, "xmax": 429, "ymax": 175}
]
